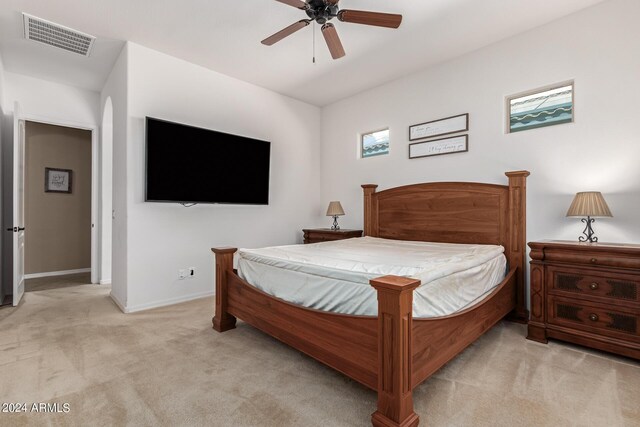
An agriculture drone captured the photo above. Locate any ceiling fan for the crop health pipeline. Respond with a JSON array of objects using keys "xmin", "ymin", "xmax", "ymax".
[{"xmin": 262, "ymin": 0, "xmax": 402, "ymax": 60}]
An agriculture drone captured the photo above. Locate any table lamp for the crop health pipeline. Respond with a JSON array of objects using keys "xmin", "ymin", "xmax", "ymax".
[
  {"xmin": 566, "ymin": 191, "xmax": 612, "ymax": 243},
  {"xmin": 326, "ymin": 201, "xmax": 345, "ymax": 231}
]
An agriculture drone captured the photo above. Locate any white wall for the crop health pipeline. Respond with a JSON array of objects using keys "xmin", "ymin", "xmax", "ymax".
[
  {"xmin": 121, "ymin": 43, "xmax": 321, "ymax": 311},
  {"xmin": 3, "ymin": 72, "xmax": 100, "ymax": 126},
  {"xmin": 320, "ymin": 0, "xmax": 640, "ymax": 248},
  {"xmin": 100, "ymin": 45, "xmax": 128, "ymax": 308}
]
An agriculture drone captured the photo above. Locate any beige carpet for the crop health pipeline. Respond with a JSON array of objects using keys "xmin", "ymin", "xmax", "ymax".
[
  {"xmin": 25, "ymin": 273, "xmax": 92, "ymax": 292},
  {"xmin": 0, "ymin": 284, "xmax": 638, "ymax": 427}
]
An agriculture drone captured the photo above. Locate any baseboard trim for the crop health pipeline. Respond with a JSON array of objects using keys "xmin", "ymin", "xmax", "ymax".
[
  {"xmin": 100, "ymin": 279, "xmax": 112, "ymax": 285},
  {"xmin": 109, "ymin": 291, "xmax": 127, "ymax": 313},
  {"xmin": 123, "ymin": 291, "xmax": 214, "ymax": 313},
  {"xmin": 25, "ymin": 268, "xmax": 91, "ymax": 279}
]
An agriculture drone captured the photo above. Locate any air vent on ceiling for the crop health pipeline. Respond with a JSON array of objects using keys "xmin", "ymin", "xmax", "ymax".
[{"xmin": 22, "ymin": 13, "xmax": 95, "ymax": 57}]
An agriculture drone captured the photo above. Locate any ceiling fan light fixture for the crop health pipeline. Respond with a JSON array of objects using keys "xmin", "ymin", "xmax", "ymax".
[
  {"xmin": 304, "ymin": 0, "xmax": 338, "ymax": 24},
  {"xmin": 264, "ymin": 0, "xmax": 402, "ymax": 59}
]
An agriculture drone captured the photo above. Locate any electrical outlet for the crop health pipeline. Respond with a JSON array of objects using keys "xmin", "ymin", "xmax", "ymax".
[{"xmin": 178, "ymin": 269, "xmax": 188, "ymax": 280}]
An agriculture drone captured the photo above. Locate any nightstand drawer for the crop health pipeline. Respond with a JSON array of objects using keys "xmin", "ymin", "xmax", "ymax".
[
  {"xmin": 547, "ymin": 296, "xmax": 639, "ymax": 342},
  {"xmin": 540, "ymin": 248, "xmax": 640, "ymax": 269},
  {"xmin": 549, "ymin": 266, "xmax": 640, "ymax": 304}
]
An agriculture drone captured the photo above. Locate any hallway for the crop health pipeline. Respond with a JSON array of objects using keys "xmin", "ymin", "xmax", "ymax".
[{"xmin": 25, "ymin": 272, "xmax": 91, "ymax": 292}]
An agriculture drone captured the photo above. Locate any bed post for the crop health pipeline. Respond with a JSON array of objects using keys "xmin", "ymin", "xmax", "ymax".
[
  {"xmin": 505, "ymin": 171, "xmax": 530, "ymax": 323},
  {"xmin": 362, "ymin": 184, "xmax": 379, "ymax": 237},
  {"xmin": 211, "ymin": 247, "xmax": 237, "ymax": 332},
  {"xmin": 370, "ymin": 275, "xmax": 421, "ymax": 427}
]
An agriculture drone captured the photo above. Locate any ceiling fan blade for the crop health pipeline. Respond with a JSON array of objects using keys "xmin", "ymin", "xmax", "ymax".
[
  {"xmin": 338, "ymin": 10, "xmax": 402, "ymax": 29},
  {"xmin": 321, "ymin": 23, "xmax": 345, "ymax": 60},
  {"xmin": 261, "ymin": 20, "xmax": 311, "ymax": 46},
  {"xmin": 275, "ymin": 0, "xmax": 308, "ymax": 9}
]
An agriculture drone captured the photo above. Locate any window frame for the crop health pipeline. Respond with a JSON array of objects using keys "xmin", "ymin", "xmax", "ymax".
[
  {"xmin": 506, "ymin": 81, "xmax": 574, "ymax": 134},
  {"xmin": 360, "ymin": 128, "xmax": 390, "ymax": 158}
]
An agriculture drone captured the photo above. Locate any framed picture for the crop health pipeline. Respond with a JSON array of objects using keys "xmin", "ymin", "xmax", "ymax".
[
  {"xmin": 409, "ymin": 113, "xmax": 468, "ymax": 141},
  {"xmin": 361, "ymin": 128, "xmax": 389, "ymax": 158},
  {"xmin": 45, "ymin": 167, "xmax": 72, "ymax": 193},
  {"xmin": 507, "ymin": 82, "xmax": 573, "ymax": 133},
  {"xmin": 409, "ymin": 135, "xmax": 468, "ymax": 159}
]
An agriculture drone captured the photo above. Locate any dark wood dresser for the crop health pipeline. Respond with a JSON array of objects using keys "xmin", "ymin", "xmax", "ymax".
[
  {"xmin": 302, "ymin": 228, "xmax": 363, "ymax": 244},
  {"xmin": 527, "ymin": 240, "xmax": 640, "ymax": 359}
]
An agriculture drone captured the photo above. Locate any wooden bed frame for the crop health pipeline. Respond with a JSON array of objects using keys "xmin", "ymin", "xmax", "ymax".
[{"xmin": 212, "ymin": 171, "xmax": 529, "ymax": 427}]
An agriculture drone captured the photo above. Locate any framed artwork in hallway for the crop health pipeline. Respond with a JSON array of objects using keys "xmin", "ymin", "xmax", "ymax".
[{"xmin": 45, "ymin": 167, "xmax": 72, "ymax": 193}]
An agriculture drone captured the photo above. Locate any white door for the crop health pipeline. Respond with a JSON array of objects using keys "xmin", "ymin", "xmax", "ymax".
[{"xmin": 12, "ymin": 103, "xmax": 25, "ymax": 306}]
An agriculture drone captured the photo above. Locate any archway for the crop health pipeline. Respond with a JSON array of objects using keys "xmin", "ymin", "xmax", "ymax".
[{"xmin": 100, "ymin": 97, "xmax": 113, "ymax": 284}]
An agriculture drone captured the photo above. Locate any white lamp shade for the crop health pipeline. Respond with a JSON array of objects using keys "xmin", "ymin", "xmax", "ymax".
[
  {"xmin": 326, "ymin": 201, "xmax": 345, "ymax": 216},
  {"xmin": 566, "ymin": 192, "xmax": 613, "ymax": 217}
]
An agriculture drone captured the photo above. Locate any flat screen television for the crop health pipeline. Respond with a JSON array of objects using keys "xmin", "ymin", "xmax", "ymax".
[{"xmin": 145, "ymin": 117, "xmax": 270, "ymax": 204}]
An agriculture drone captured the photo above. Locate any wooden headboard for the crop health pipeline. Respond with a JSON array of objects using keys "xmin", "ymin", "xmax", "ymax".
[{"xmin": 362, "ymin": 171, "xmax": 530, "ymax": 320}]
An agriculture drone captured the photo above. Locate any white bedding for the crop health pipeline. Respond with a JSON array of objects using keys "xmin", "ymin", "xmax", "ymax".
[{"xmin": 237, "ymin": 236, "xmax": 506, "ymax": 318}]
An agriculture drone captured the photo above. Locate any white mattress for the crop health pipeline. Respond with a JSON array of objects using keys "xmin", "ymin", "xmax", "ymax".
[{"xmin": 237, "ymin": 236, "xmax": 506, "ymax": 318}]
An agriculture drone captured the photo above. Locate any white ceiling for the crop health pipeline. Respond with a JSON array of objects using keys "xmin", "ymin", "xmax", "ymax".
[{"xmin": 0, "ymin": 0, "xmax": 607, "ymax": 106}]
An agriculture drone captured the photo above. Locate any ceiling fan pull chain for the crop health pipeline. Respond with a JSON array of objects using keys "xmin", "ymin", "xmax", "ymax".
[{"xmin": 312, "ymin": 23, "xmax": 316, "ymax": 64}]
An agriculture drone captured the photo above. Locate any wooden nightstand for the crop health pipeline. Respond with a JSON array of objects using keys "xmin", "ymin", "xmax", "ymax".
[
  {"xmin": 527, "ymin": 240, "xmax": 640, "ymax": 359},
  {"xmin": 302, "ymin": 228, "xmax": 363, "ymax": 244}
]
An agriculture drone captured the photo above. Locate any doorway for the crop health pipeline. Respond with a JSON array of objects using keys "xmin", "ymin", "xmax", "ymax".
[{"xmin": 23, "ymin": 121, "xmax": 92, "ymax": 290}]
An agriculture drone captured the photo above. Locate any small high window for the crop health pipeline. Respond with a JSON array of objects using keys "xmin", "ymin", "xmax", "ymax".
[
  {"xmin": 361, "ymin": 128, "xmax": 389, "ymax": 158},
  {"xmin": 507, "ymin": 82, "xmax": 573, "ymax": 133}
]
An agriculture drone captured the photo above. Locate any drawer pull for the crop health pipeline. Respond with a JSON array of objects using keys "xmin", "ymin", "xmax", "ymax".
[
  {"xmin": 590, "ymin": 258, "xmax": 597, "ymax": 263},
  {"xmin": 589, "ymin": 282, "xmax": 599, "ymax": 290},
  {"xmin": 589, "ymin": 313, "xmax": 599, "ymax": 322}
]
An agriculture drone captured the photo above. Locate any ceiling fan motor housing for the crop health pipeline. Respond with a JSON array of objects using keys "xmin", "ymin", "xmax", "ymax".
[{"xmin": 305, "ymin": 0, "xmax": 338, "ymax": 24}]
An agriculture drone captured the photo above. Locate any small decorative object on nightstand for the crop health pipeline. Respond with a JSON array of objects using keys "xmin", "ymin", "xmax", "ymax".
[
  {"xmin": 527, "ymin": 240, "xmax": 640, "ymax": 360},
  {"xmin": 566, "ymin": 191, "xmax": 613, "ymax": 243},
  {"xmin": 326, "ymin": 201, "xmax": 345, "ymax": 230},
  {"xmin": 302, "ymin": 228, "xmax": 362, "ymax": 244}
]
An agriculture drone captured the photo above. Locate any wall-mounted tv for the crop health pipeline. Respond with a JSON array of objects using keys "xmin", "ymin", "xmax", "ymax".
[{"xmin": 145, "ymin": 117, "xmax": 270, "ymax": 205}]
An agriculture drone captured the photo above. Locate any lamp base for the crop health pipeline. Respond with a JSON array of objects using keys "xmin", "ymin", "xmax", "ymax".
[
  {"xmin": 578, "ymin": 216, "xmax": 598, "ymax": 243},
  {"xmin": 331, "ymin": 215, "xmax": 340, "ymax": 231}
]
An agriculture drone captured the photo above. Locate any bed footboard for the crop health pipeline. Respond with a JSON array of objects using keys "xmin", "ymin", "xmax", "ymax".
[
  {"xmin": 370, "ymin": 275, "xmax": 421, "ymax": 427},
  {"xmin": 211, "ymin": 247, "xmax": 379, "ymax": 388},
  {"xmin": 211, "ymin": 248, "xmax": 421, "ymax": 427},
  {"xmin": 211, "ymin": 247, "xmax": 237, "ymax": 332}
]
